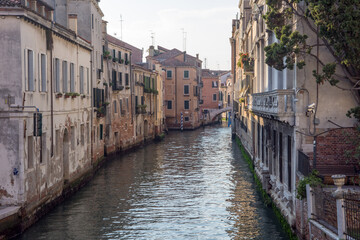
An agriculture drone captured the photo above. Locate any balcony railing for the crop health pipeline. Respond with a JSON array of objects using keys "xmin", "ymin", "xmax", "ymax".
[{"xmin": 249, "ymin": 89, "xmax": 295, "ymax": 125}]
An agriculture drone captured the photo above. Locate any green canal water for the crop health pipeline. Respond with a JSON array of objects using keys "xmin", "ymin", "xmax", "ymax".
[{"xmin": 17, "ymin": 125, "xmax": 288, "ymax": 239}]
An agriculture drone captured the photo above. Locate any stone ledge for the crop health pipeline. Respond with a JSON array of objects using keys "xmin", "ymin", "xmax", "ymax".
[{"xmin": 0, "ymin": 206, "xmax": 20, "ymax": 221}]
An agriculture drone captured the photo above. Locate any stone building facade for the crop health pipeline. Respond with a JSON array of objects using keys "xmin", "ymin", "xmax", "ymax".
[
  {"xmin": 231, "ymin": 0, "xmax": 359, "ymax": 236},
  {"xmin": 103, "ymin": 34, "xmax": 134, "ymax": 154},
  {"xmin": 0, "ymin": 1, "xmax": 165, "ymax": 237},
  {"xmin": 147, "ymin": 46, "xmax": 202, "ymax": 130},
  {"xmin": 0, "ymin": 0, "xmax": 92, "ymax": 222}
]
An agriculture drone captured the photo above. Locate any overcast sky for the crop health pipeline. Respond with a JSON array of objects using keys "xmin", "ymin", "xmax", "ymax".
[{"xmin": 99, "ymin": 0, "xmax": 239, "ymax": 70}]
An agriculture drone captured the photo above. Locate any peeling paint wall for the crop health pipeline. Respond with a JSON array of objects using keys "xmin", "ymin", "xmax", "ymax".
[{"xmin": 0, "ymin": 10, "xmax": 92, "ymax": 209}]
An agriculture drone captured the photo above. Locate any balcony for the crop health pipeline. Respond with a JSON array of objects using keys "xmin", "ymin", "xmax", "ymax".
[{"xmin": 249, "ymin": 89, "xmax": 295, "ymax": 125}]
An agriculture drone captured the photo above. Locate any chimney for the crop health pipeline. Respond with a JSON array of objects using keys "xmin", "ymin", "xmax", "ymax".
[
  {"xmin": 196, "ymin": 54, "xmax": 199, "ymax": 59},
  {"xmin": 183, "ymin": 51, "xmax": 186, "ymax": 62},
  {"xmin": 149, "ymin": 46, "xmax": 155, "ymax": 57},
  {"xmin": 68, "ymin": 14, "xmax": 78, "ymax": 34},
  {"xmin": 102, "ymin": 20, "xmax": 108, "ymax": 35}
]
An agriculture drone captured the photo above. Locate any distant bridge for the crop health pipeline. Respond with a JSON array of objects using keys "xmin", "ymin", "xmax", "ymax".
[{"xmin": 207, "ymin": 106, "xmax": 232, "ymax": 121}]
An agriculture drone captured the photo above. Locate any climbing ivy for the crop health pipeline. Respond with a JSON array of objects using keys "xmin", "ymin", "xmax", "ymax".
[
  {"xmin": 296, "ymin": 170, "xmax": 323, "ymax": 200},
  {"xmin": 235, "ymin": 137, "xmax": 298, "ymax": 240},
  {"xmin": 263, "ymin": 0, "xmax": 360, "ymax": 121}
]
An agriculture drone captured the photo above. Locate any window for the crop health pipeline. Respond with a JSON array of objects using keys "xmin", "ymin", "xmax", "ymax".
[
  {"xmin": 141, "ymin": 96, "xmax": 144, "ymax": 105},
  {"xmin": 126, "ymin": 98, "xmax": 129, "ymax": 111},
  {"xmin": 184, "ymin": 100, "xmax": 189, "ymax": 110},
  {"xmin": 62, "ymin": 61, "xmax": 68, "ymax": 92},
  {"xmin": 279, "ymin": 132, "xmax": 283, "ymax": 183},
  {"xmin": 55, "ymin": 58, "xmax": 60, "ymax": 92},
  {"xmin": 152, "ymin": 78, "xmax": 155, "ymax": 89},
  {"xmin": 184, "ymin": 70, "xmax": 189, "ymax": 79},
  {"xmin": 119, "ymin": 99, "xmax": 123, "ymax": 114},
  {"xmin": 118, "ymin": 51, "xmax": 122, "ymax": 63},
  {"xmin": 184, "ymin": 85, "xmax": 189, "ymax": 95},
  {"xmin": 113, "ymin": 100, "xmax": 117, "ymax": 113},
  {"xmin": 135, "ymin": 96, "xmax": 138, "ymax": 107},
  {"xmin": 112, "ymin": 70, "xmax": 117, "ymax": 89},
  {"xmin": 119, "ymin": 72, "xmax": 123, "ymax": 86},
  {"xmin": 184, "ymin": 116, "xmax": 190, "ymax": 122},
  {"xmin": 91, "ymin": 14, "xmax": 94, "ymax": 29},
  {"xmin": 125, "ymin": 53, "xmax": 128, "ymax": 63},
  {"xmin": 273, "ymin": 130, "xmax": 277, "ymax": 175},
  {"xmin": 80, "ymin": 66, "xmax": 84, "ymax": 94},
  {"xmin": 86, "ymin": 68, "xmax": 89, "ymax": 94},
  {"xmin": 99, "ymin": 124, "xmax": 103, "ymax": 140},
  {"xmin": 41, "ymin": 132, "xmax": 46, "ymax": 164},
  {"xmin": 166, "ymin": 70, "xmax": 172, "ymax": 79},
  {"xmin": 288, "ymin": 136, "xmax": 292, "ymax": 191},
  {"xmin": 70, "ymin": 63, "xmax": 75, "ymax": 92},
  {"xmin": 213, "ymin": 94, "xmax": 217, "ymax": 101},
  {"xmin": 27, "ymin": 49, "xmax": 34, "ymax": 91},
  {"xmin": 27, "ymin": 136, "xmax": 34, "ymax": 169},
  {"xmin": 167, "ymin": 100, "xmax": 172, "ymax": 109},
  {"xmin": 40, "ymin": 54, "xmax": 47, "ymax": 92},
  {"xmin": 71, "ymin": 126, "xmax": 75, "ymax": 150},
  {"xmin": 55, "ymin": 130, "xmax": 60, "ymax": 156},
  {"xmin": 125, "ymin": 73, "xmax": 129, "ymax": 86},
  {"xmin": 112, "ymin": 49, "xmax": 116, "ymax": 62},
  {"xmin": 81, "ymin": 124, "xmax": 84, "ymax": 146},
  {"xmin": 86, "ymin": 123, "xmax": 90, "ymax": 144},
  {"xmin": 212, "ymin": 81, "xmax": 218, "ymax": 88}
]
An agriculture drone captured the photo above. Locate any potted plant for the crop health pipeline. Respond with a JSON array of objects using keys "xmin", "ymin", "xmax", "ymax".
[
  {"xmin": 119, "ymin": 59, "xmax": 124, "ymax": 64},
  {"xmin": 103, "ymin": 51, "xmax": 111, "ymax": 59},
  {"xmin": 237, "ymin": 52, "xmax": 254, "ymax": 73},
  {"xmin": 56, "ymin": 92, "xmax": 63, "ymax": 98}
]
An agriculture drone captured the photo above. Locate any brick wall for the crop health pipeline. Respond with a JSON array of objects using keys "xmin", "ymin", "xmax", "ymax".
[{"xmin": 316, "ymin": 128, "xmax": 358, "ymax": 166}]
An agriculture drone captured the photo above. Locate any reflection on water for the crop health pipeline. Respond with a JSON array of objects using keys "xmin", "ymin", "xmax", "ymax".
[{"xmin": 18, "ymin": 126, "xmax": 287, "ymax": 240}]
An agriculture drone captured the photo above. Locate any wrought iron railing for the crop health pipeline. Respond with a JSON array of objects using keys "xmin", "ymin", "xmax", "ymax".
[
  {"xmin": 298, "ymin": 150, "xmax": 310, "ymax": 176},
  {"xmin": 344, "ymin": 193, "xmax": 360, "ymax": 240},
  {"xmin": 312, "ymin": 187, "xmax": 338, "ymax": 232}
]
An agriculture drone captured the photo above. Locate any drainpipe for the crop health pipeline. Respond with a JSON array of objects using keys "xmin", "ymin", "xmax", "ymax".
[
  {"xmin": 175, "ymin": 67, "xmax": 177, "ymax": 126},
  {"xmin": 130, "ymin": 53, "xmax": 133, "ymax": 124},
  {"xmin": 50, "ymin": 30, "xmax": 54, "ymax": 157},
  {"xmin": 90, "ymin": 49, "xmax": 93, "ymax": 165}
]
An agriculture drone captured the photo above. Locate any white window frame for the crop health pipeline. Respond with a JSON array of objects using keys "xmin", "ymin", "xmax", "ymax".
[
  {"xmin": 184, "ymin": 70, "xmax": 189, "ymax": 79},
  {"xmin": 213, "ymin": 93, "xmax": 217, "ymax": 102},
  {"xmin": 40, "ymin": 53, "xmax": 47, "ymax": 92},
  {"xmin": 184, "ymin": 100, "xmax": 190, "ymax": 110},
  {"xmin": 80, "ymin": 66, "xmax": 84, "ymax": 94},
  {"xmin": 166, "ymin": 70, "xmax": 172, "ymax": 79},
  {"xmin": 184, "ymin": 85, "xmax": 189, "ymax": 95},
  {"xmin": 70, "ymin": 63, "xmax": 75, "ymax": 92},
  {"xmin": 26, "ymin": 49, "xmax": 35, "ymax": 92},
  {"xmin": 62, "ymin": 60, "xmax": 68, "ymax": 93},
  {"xmin": 54, "ymin": 58, "xmax": 61, "ymax": 92}
]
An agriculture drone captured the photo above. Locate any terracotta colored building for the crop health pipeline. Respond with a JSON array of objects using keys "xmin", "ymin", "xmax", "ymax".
[
  {"xmin": 147, "ymin": 46, "xmax": 202, "ymax": 130},
  {"xmin": 201, "ymin": 69, "xmax": 221, "ymax": 110},
  {"xmin": 103, "ymin": 34, "xmax": 135, "ymax": 154}
]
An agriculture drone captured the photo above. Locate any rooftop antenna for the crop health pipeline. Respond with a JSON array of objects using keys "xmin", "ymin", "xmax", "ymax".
[
  {"xmin": 120, "ymin": 15, "xmax": 124, "ymax": 40},
  {"xmin": 181, "ymin": 28, "xmax": 187, "ymax": 51},
  {"xmin": 150, "ymin": 31, "xmax": 155, "ymax": 46}
]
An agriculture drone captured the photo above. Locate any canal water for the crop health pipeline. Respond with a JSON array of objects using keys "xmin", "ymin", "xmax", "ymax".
[{"xmin": 17, "ymin": 126, "xmax": 288, "ymax": 240}]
